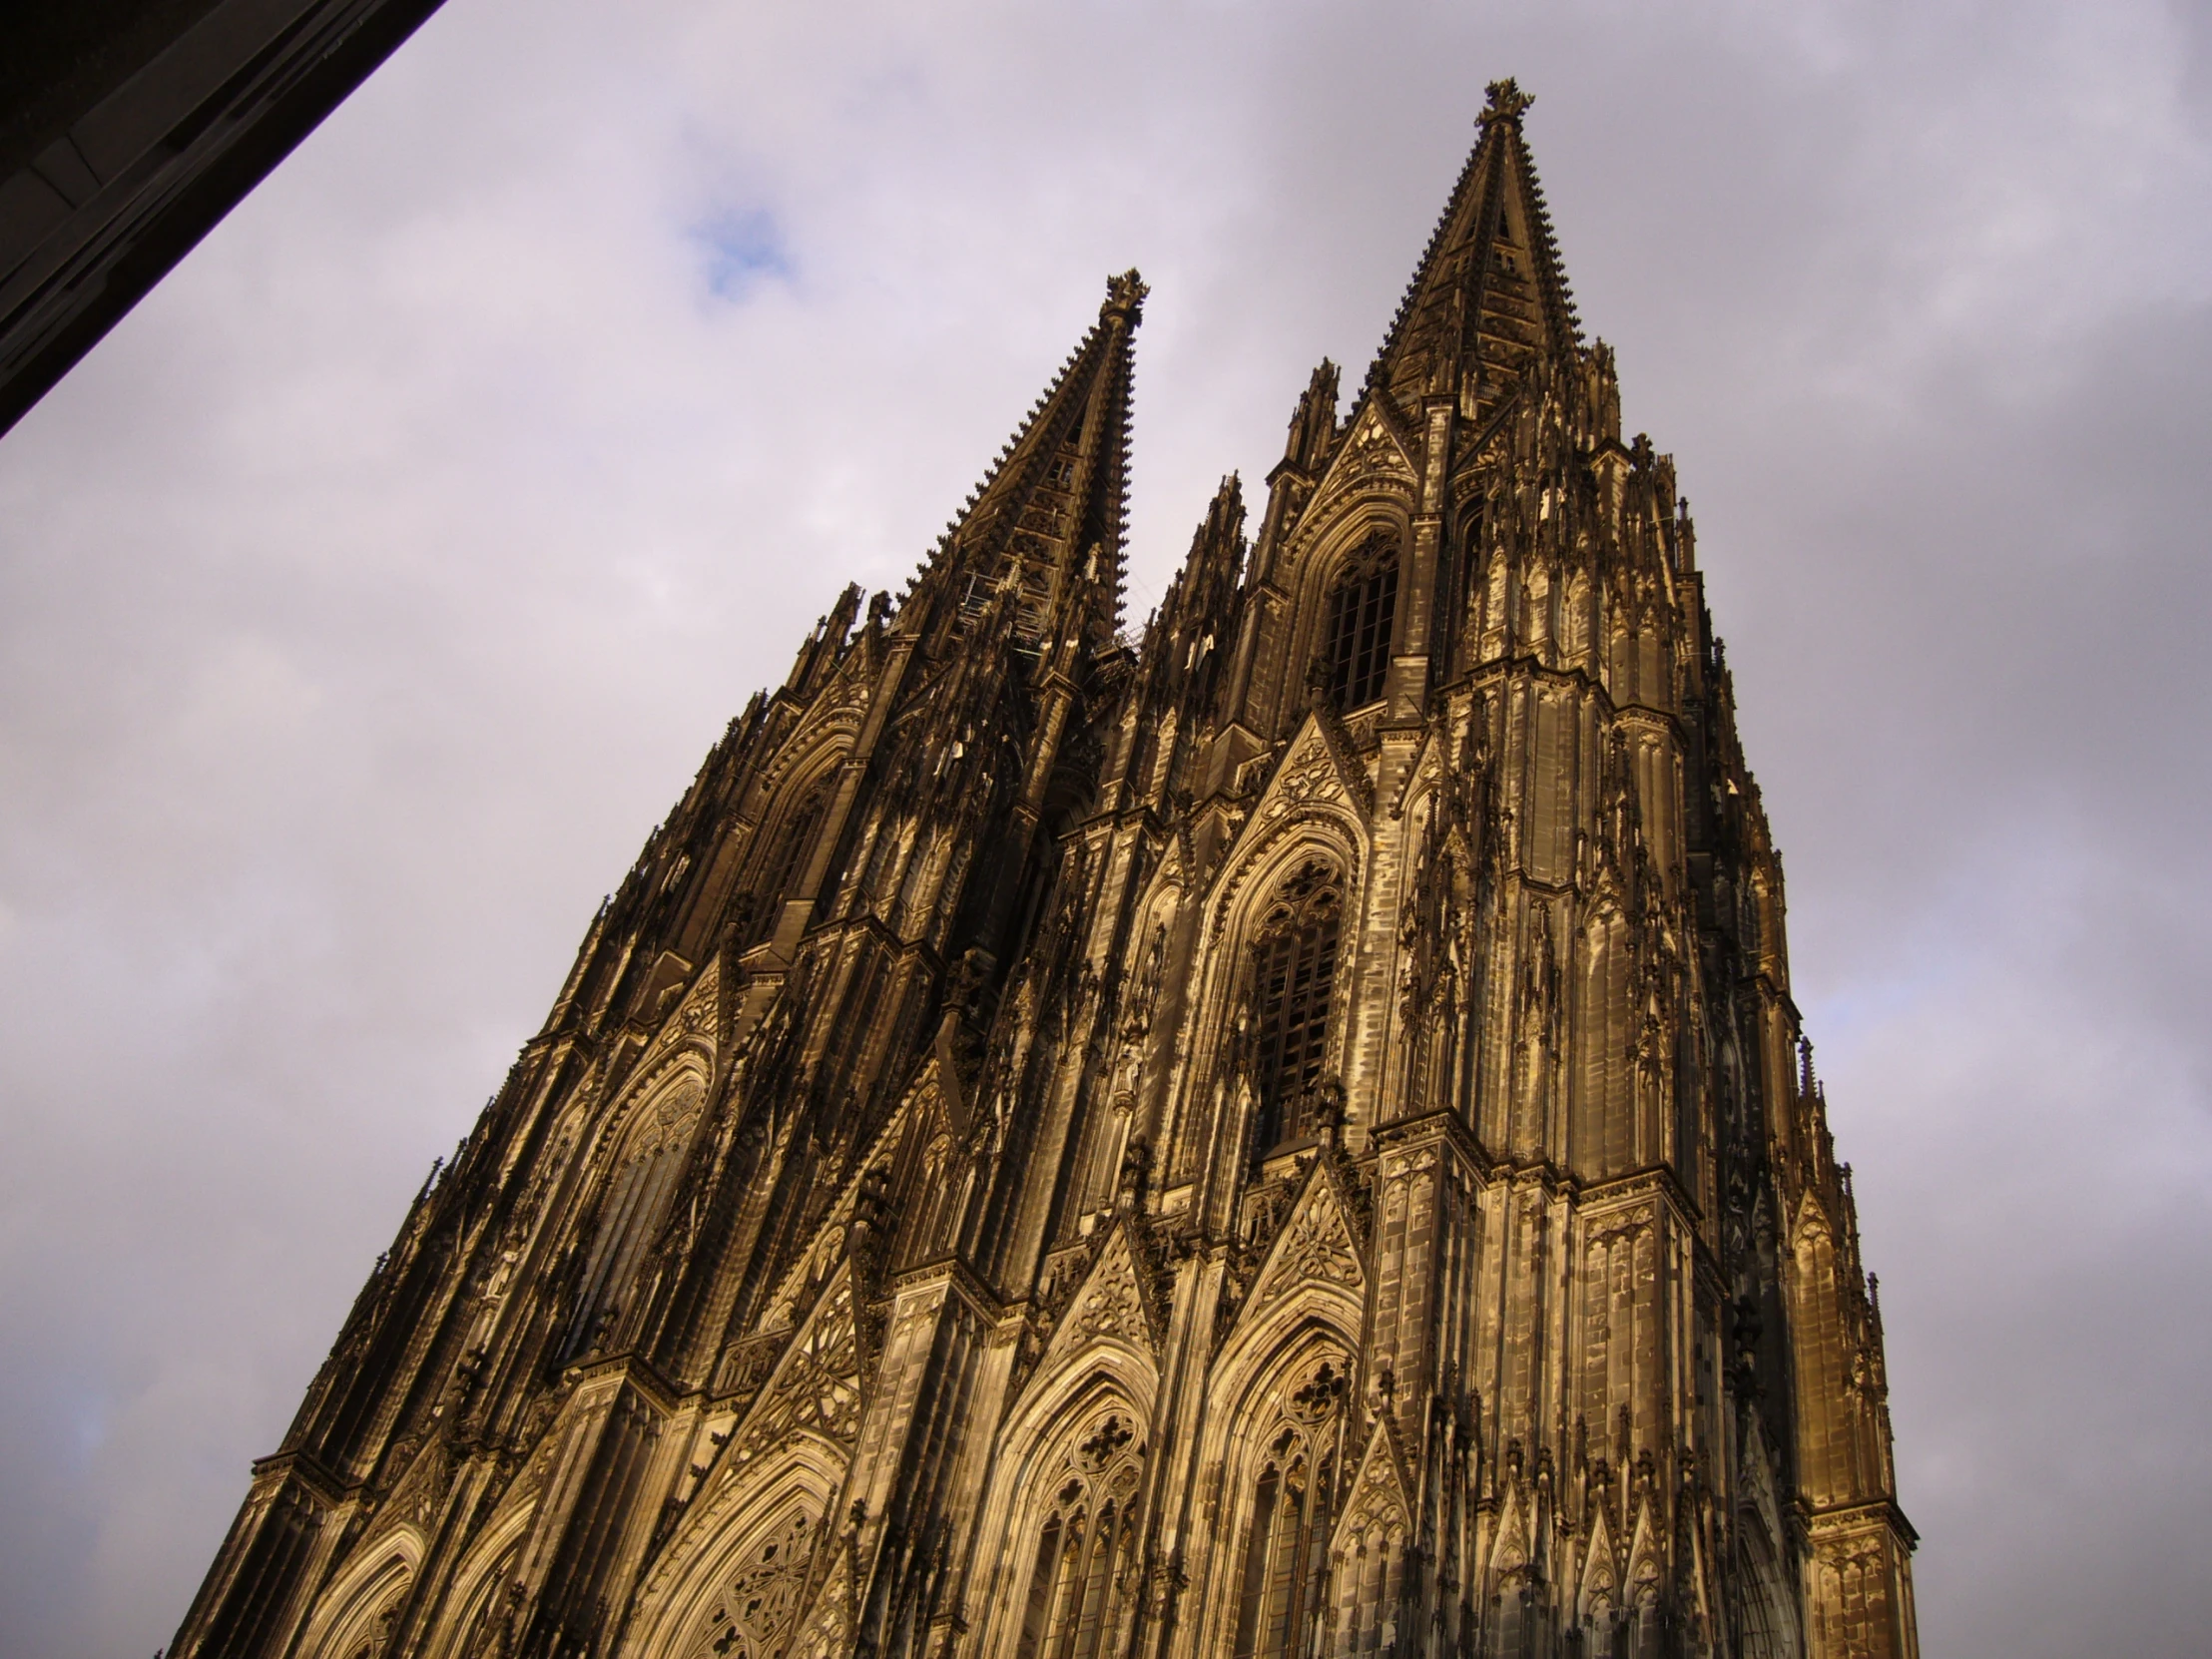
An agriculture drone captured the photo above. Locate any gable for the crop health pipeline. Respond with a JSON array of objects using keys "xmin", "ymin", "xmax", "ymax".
[
  {"xmin": 1253, "ymin": 711, "xmax": 1373, "ymax": 831},
  {"xmin": 1323, "ymin": 393, "xmax": 1420, "ymax": 488},
  {"xmin": 640, "ymin": 954, "xmax": 721, "ymax": 1067},
  {"xmin": 723, "ymin": 1267, "xmax": 866, "ymax": 1482},
  {"xmin": 1333, "ymin": 1418, "xmax": 1413, "ymax": 1552},
  {"xmin": 1243, "ymin": 1162, "xmax": 1367, "ymax": 1320},
  {"xmin": 1035, "ymin": 1223, "xmax": 1161, "ymax": 1381}
]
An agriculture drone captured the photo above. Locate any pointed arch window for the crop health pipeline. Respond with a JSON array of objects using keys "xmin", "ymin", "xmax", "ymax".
[
  {"xmin": 746, "ymin": 777, "xmax": 832, "ymax": 943},
  {"xmin": 307, "ymin": 1553, "xmax": 411, "ymax": 1659},
  {"xmin": 1250, "ymin": 861, "xmax": 1344, "ymax": 1152},
  {"xmin": 447, "ymin": 1544, "xmax": 521, "ymax": 1659},
  {"xmin": 1733, "ymin": 1512, "xmax": 1791, "ymax": 1659},
  {"xmin": 766, "ymin": 781, "xmax": 830, "ymax": 903},
  {"xmin": 1323, "ymin": 539, "xmax": 1398, "ymax": 710},
  {"xmin": 1229, "ymin": 1370, "xmax": 1344, "ymax": 1659},
  {"xmin": 688, "ymin": 1508, "xmax": 818, "ymax": 1659},
  {"xmin": 1012, "ymin": 1411, "xmax": 1144, "ymax": 1659},
  {"xmin": 559, "ymin": 1079, "xmax": 702, "ymax": 1361}
]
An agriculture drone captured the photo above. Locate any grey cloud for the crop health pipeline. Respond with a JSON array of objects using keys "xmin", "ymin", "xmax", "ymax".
[{"xmin": 2, "ymin": 1, "xmax": 2207, "ymax": 1655}]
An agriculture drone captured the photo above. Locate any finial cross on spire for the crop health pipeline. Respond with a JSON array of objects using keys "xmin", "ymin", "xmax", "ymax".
[
  {"xmin": 1480, "ymin": 77, "xmax": 1534, "ymax": 127},
  {"xmin": 1102, "ymin": 269, "xmax": 1148, "ymax": 322}
]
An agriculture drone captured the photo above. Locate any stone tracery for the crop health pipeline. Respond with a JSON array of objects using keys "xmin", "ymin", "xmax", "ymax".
[
  {"xmin": 1011, "ymin": 1407, "xmax": 1148, "ymax": 1659},
  {"xmin": 684, "ymin": 1508, "xmax": 819, "ymax": 1659}
]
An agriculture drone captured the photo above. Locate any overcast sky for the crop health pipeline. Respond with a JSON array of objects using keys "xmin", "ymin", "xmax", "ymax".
[{"xmin": 2, "ymin": 2, "xmax": 2208, "ymax": 1654}]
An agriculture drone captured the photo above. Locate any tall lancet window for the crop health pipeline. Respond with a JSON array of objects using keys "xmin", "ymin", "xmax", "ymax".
[
  {"xmin": 559, "ymin": 1078, "xmax": 702, "ymax": 1360},
  {"xmin": 1250, "ymin": 861, "xmax": 1344, "ymax": 1152},
  {"xmin": 1230, "ymin": 1364, "xmax": 1346, "ymax": 1659},
  {"xmin": 1323, "ymin": 539, "xmax": 1398, "ymax": 710},
  {"xmin": 746, "ymin": 779, "xmax": 830, "ymax": 943},
  {"xmin": 767, "ymin": 781, "xmax": 830, "ymax": 903},
  {"xmin": 1012, "ymin": 1410, "xmax": 1145, "ymax": 1659}
]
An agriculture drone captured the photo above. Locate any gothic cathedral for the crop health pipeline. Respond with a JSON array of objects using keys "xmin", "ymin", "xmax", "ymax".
[{"xmin": 172, "ymin": 83, "xmax": 1918, "ymax": 1659}]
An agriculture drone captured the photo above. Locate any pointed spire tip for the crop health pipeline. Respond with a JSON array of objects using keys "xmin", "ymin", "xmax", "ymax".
[
  {"xmin": 1480, "ymin": 78, "xmax": 1533, "ymax": 128},
  {"xmin": 1102, "ymin": 269, "xmax": 1148, "ymax": 324}
]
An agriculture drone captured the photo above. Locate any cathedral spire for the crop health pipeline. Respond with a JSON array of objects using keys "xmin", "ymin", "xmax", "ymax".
[
  {"xmin": 910, "ymin": 270, "xmax": 1144, "ymax": 654},
  {"xmin": 1365, "ymin": 78, "xmax": 1581, "ymax": 422}
]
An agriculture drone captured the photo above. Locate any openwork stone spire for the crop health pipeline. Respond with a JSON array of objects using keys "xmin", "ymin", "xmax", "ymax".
[
  {"xmin": 1366, "ymin": 77, "xmax": 1581, "ymax": 422},
  {"xmin": 909, "ymin": 270, "xmax": 1144, "ymax": 655}
]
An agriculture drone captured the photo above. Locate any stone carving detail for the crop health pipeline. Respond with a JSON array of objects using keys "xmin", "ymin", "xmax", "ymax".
[
  {"xmin": 783, "ymin": 1539, "xmax": 853, "ymax": 1659},
  {"xmin": 1070, "ymin": 1273, "xmax": 1142, "ymax": 1344},
  {"xmin": 1025, "ymin": 1227, "xmax": 1160, "ymax": 1400},
  {"xmin": 1260, "ymin": 735, "xmax": 1345, "ymax": 822},
  {"xmin": 1332, "ymin": 1423, "xmax": 1413, "ymax": 1570},
  {"xmin": 1075, "ymin": 1410, "xmax": 1135, "ymax": 1470},
  {"xmin": 684, "ymin": 1509, "xmax": 818, "ymax": 1659},
  {"xmin": 1246, "ymin": 1174, "xmax": 1365, "ymax": 1318},
  {"xmin": 726, "ymin": 1275, "xmax": 862, "ymax": 1478}
]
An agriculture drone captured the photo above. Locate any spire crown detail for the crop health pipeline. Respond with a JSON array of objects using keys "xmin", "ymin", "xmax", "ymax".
[
  {"xmin": 1480, "ymin": 77, "xmax": 1534, "ymax": 126},
  {"xmin": 1102, "ymin": 269, "xmax": 1148, "ymax": 324},
  {"xmin": 905, "ymin": 271, "xmax": 1142, "ymax": 654},
  {"xmin": 1363, "ymin": 78, "xmax": 1581, "ymax": 421}
]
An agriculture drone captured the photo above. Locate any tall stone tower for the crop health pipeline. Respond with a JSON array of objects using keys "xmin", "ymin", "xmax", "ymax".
[{"xmin": 172, "ymin": 82, "xmax": 1917, "ymax": 1659}]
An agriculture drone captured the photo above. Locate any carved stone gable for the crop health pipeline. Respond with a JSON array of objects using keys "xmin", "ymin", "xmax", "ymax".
[
  {"xmin": 724, "ymin": 1269, "xmax": 864, "ymax": 1479},
  {"xmin": 1333, "ymin": 1418, "xmax": 1412, "ymax": 1552},
  {"xmin": 1244, "ymin": 1164, "xmax": 1366, "ymax": 1318},
  {"xmin": 1578, "ymin": 1501, "xmax": 1621, "ymax": 1615},
  {"xmin": 1491, "ymin": 1481, "xmax": 1534, "ymax": 1581},
  {"xmin": 644, "ymin": 956, "xmax": 721, "ymax": 1066},
  {"xmin": 1334, "ymin": 399, "xmax": 1417, "ymax": 480},
  {"xmin": 1255, "ymin": 712, "xmax": 1371, "ymax": 829},
  {"xmin": 359, "ymin": 1435, "xmax": 448, "ymax": 1549},
  {"xmin": 1387, "ymin": 726, "xmax": 1452, "ymax": 822},
  {"xmin": 1038, "ymin": 1225, "xmax": 1160, "ymax": 1380}
]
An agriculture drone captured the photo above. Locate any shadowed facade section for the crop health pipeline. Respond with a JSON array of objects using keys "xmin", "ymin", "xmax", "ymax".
[
  {"xmin": 0, "ymin": 0, "xmax": 449, "ymax": 437},
  {"xmin": 170, "ymin": 83, "xmax": 1916, "ymax": 1659}
]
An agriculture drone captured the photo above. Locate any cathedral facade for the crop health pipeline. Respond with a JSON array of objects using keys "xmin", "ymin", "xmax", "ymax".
[{"xmin": 172, "ymin": 83, "xmax": 1917, "ymax": 1659}]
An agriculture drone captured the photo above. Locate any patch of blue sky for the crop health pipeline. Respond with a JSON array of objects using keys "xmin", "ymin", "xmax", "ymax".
[{"xmin": 692, "ymin": 206, "xmax": 794, "ymax": 301}]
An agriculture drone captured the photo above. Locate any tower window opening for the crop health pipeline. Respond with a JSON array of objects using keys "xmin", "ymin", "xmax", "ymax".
[
  {"xmin": 1250, "ymin": 861, "xmax": 1343, "ymax": 1151},
  {"xmin": 759, "ymin": 783, "xmax": 830, "ymax": 931},
  {"xmin": 1012, "ymin": 1417, "xmax": 1142, "ymax": 1659},
  {"xmin": 692, "ymin": 1508, "xmax": 817, "ymax": 1659},
  {"xmin": 1230, "ymin": 1428, "xmax": 1336, "ymax": 1659},
  {"xmin": 1323, "ymin": 542, "xmax": 1397, "ymax": 710},
  {"xmin": 559, "ymin": 1126, "xmax": 690, "ymax": 1361}
]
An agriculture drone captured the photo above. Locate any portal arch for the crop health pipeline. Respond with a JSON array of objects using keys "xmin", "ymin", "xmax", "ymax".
[
  {"xmin": 623, "ymin": 1442, "xmax": 844, "ymax": 1659},
  {"xmin": 971, "ymin": 1369, "xmax": 1152, "ymax": 1659},
  {"xmin": 297, "ymin": 1532, "xmax": 420, "ymax": 1659},
  {"xmin": 1191, "ymin": 1325, "xmax": 1357, "ymax": 1659},
  {"xmin": 559, "ymin": 1056, "xmax": 709, "ymax": 1361}
]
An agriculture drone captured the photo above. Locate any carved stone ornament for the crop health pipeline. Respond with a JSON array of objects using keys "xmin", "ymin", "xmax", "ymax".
[
  {"xmin": 1260, "ymin": 735, "xmax": 1346, "ymax": 823},
  {"xmin": 1246, "ymin": 1171, "xmax": 1365, "ymax": 1318}
]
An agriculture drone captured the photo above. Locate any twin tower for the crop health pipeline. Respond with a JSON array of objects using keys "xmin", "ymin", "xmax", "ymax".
[{"xmin": 174, "ymin": 82, "xmax": 1918, "ymax": 1659}]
